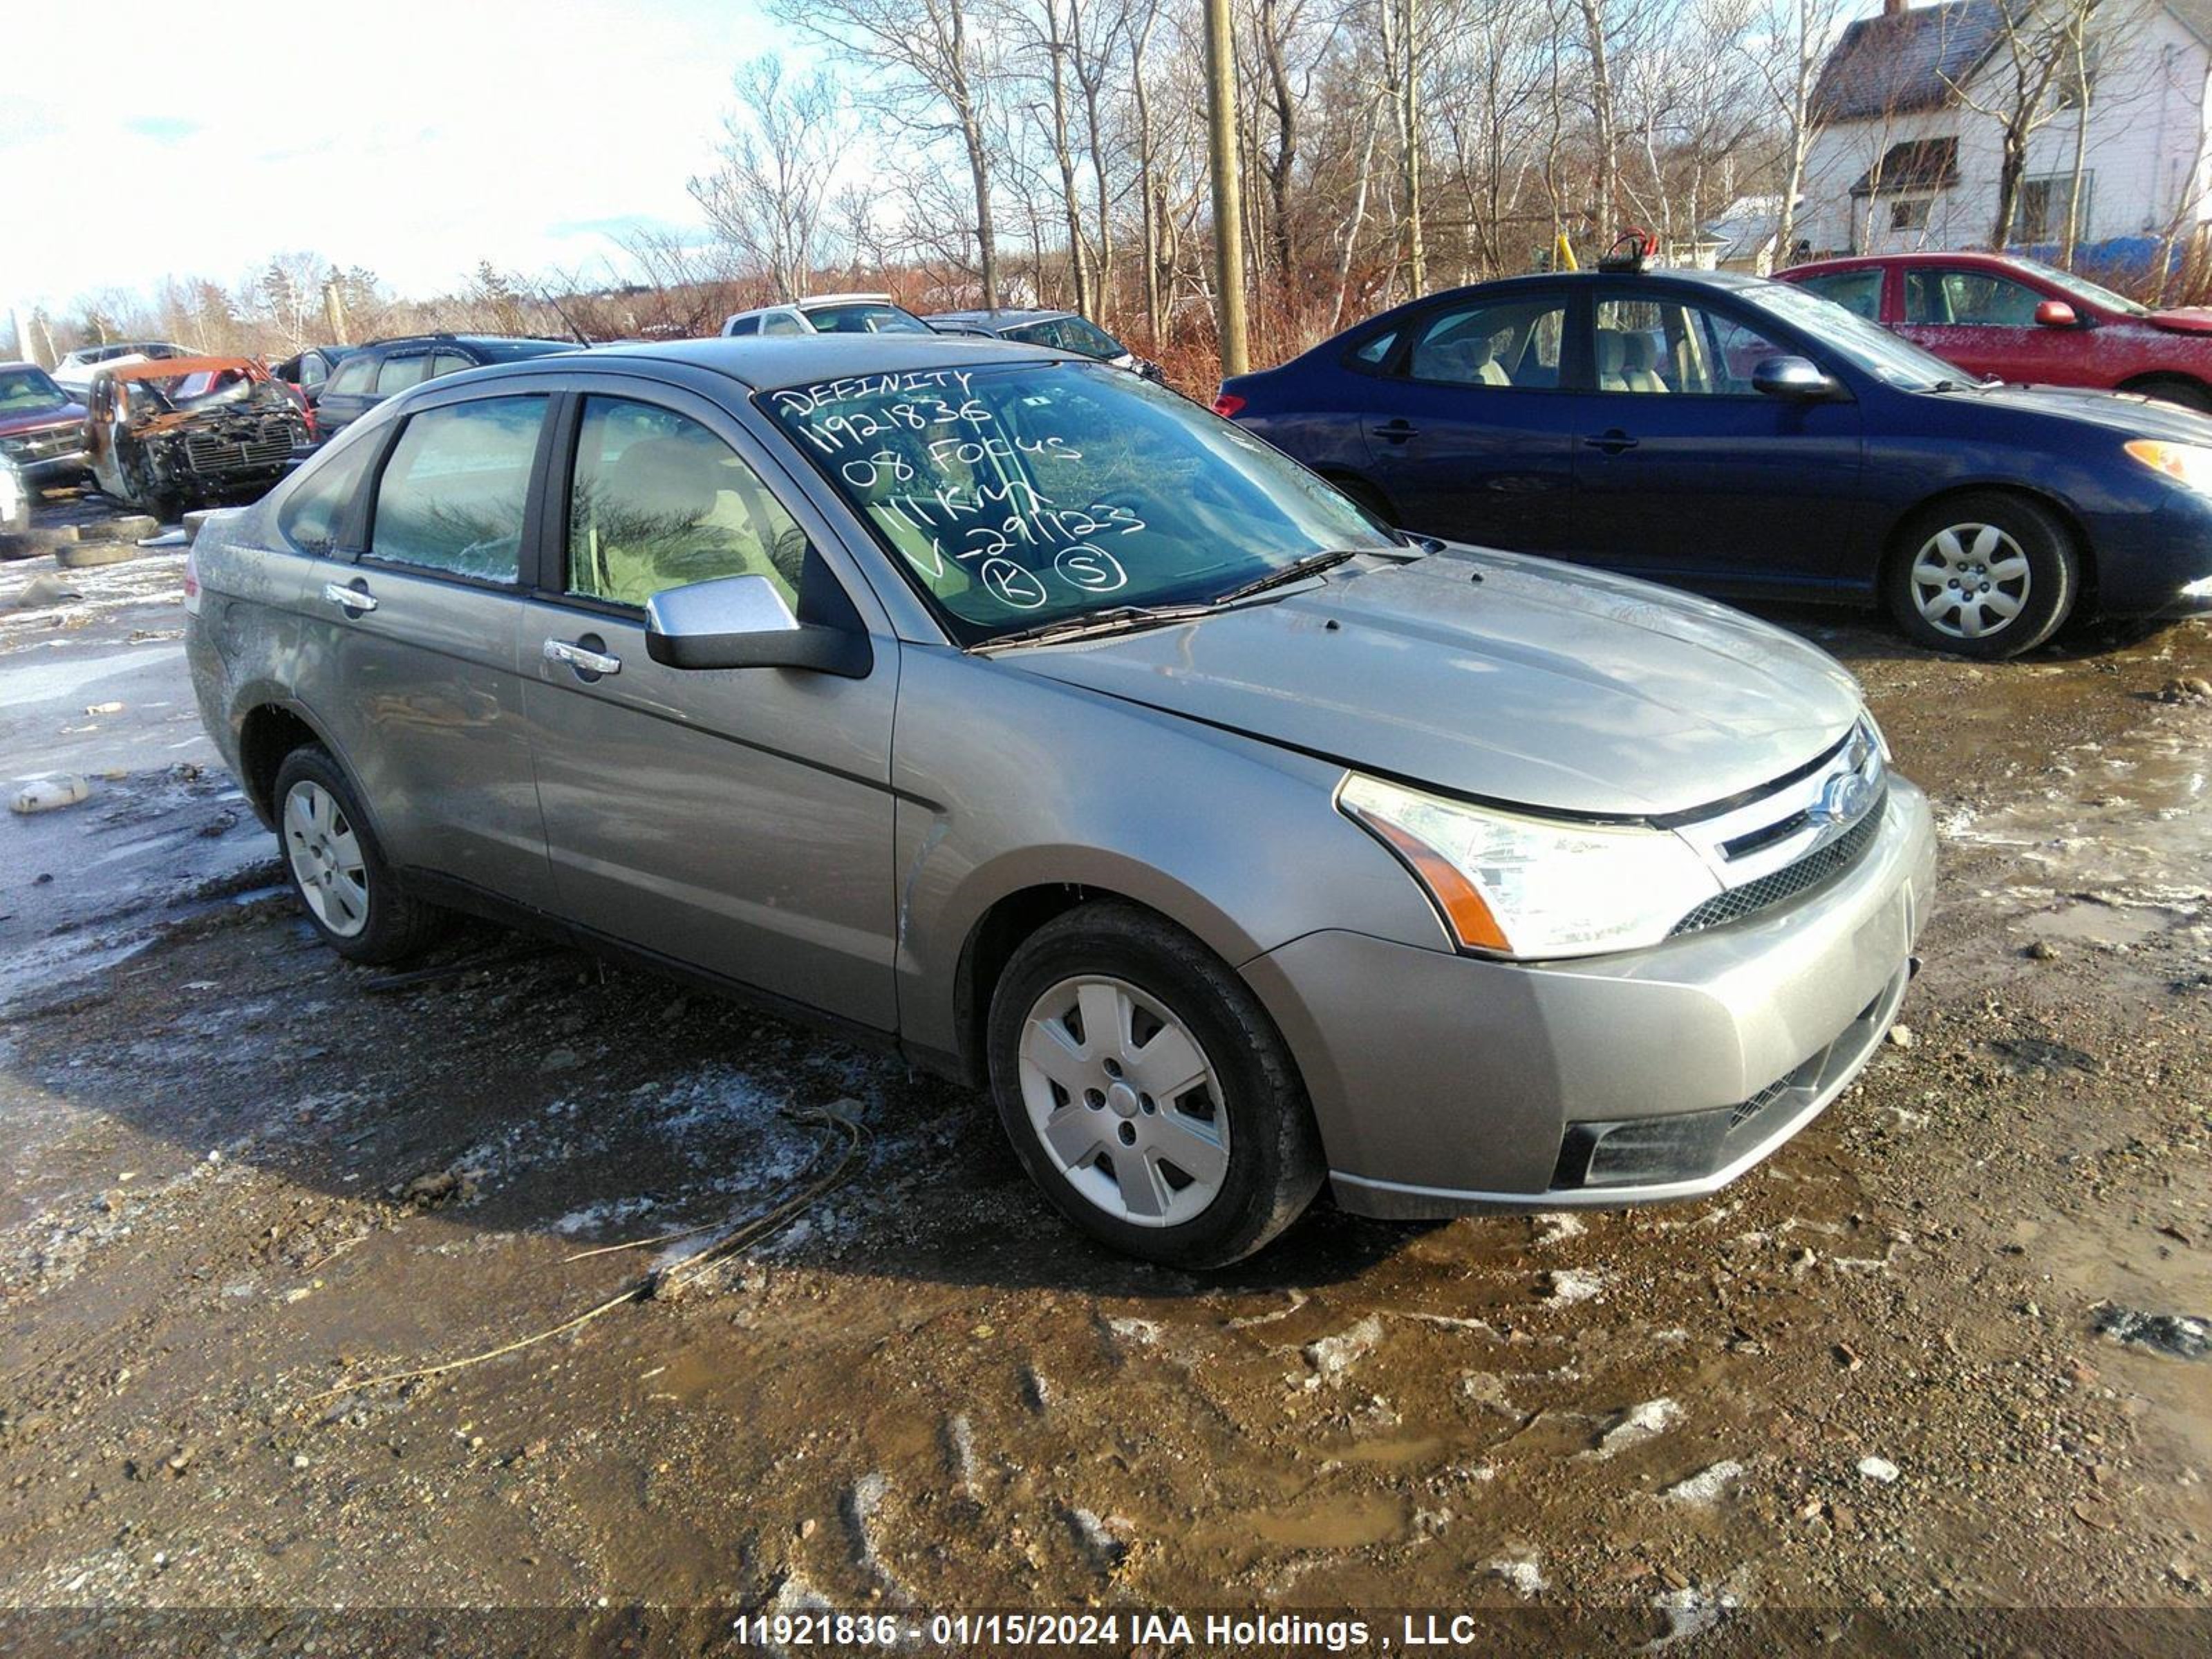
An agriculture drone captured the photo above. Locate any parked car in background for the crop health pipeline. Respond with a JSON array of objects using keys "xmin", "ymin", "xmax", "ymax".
[
  {"xmin": 1218, "ymin": 265, "xmax": 2212, "ymax": 658},
  {"xmin": 0, "ymin": 362, "xmax": 92, "ymax": 493},
  {"xmin": 1778, "ymin": 252, "xmax": 2212, "ymax": 412},
  {"xmin": 52, "ymin": 341, "xmax": 190, "ymax": 394},
  {"xmin": 86, "ymin": 356, "xmax": 314, "ymax": 521},
  {"xmin": 271, "ymin": 345, "xmax": 356, "ymax": 406},
  {"xmin": 926, "ymin": 308, "xmax": 1164, "ymax": 381},
  {"xmin": 719, "ymin": 293, "xmax": 932, "ymax": 337},
  {"xmin": 187, "ymin": 334, "xmax": 1932, "ymax": 1266},
  {"xmin": 312, "ymin": 333, "xmax": 574, "ymax": 435}
]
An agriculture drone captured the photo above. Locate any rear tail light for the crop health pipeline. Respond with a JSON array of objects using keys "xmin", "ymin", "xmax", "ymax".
[
  {"xmin": 182, "ymin": 543, "xmax": 201, "ymax": 615},
  {"xmin": 1212, "ymin": 391, "xmax": 1246, "ymax": 418}
]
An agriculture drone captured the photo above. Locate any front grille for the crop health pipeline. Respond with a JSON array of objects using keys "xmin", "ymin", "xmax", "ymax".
[
  {"xmin": 1, "ymin": 427, "xmax": 83, "ymax": 463},
  {"xmin": 181, "ymin": 419, "xmax": 295, "ymax": 475},
  {"xmin": 1669, "ymin": 785, "xmax": 1888, "ymax": 938},
  {"xmin": 1728, "ymin": 1076, "xmax": 1793, "ymax": 1130}
]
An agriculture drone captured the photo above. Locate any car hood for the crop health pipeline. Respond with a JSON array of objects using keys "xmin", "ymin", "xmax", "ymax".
[
  {"xmin": 1947, "ymin": 379, "xmax": 2212, "ymax": 439},
  {"xmin": 1000, "ymin": 549, "xmax": 1863, "ymax": 818},
  {"xmin": 0, "ymin": 400, "xmax": 86, "ymax": 438},
  {"xmin": 2148, "ymin": 307, "xmax": 2212, "ymax": 335}
]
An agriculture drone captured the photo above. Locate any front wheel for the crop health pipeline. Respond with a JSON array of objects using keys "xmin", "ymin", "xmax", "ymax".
[
  {"xmin": 1883, "ymin": 492, "xmax": 2077, "ymax": 659},
  {"xmin": 272, "ymin": 747, "xmax": 445, "ymax": 964},
  {"xmin": 985, "ymin": 903, "xmax": 1324, "ymax": 1268}
]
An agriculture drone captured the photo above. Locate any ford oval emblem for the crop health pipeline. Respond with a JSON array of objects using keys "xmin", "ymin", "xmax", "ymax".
[{"xmin": 1811, "ymin": 771, "xmax": 1875, "ymax": 829}]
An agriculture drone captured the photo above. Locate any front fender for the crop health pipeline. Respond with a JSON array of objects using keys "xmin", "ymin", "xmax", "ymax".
[{"xmin": 888, "ymin": 646, "xmax": 1448, "ymax": 1060}]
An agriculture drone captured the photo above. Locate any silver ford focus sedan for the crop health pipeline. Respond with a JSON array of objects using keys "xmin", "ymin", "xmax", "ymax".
[{"xmin": 185, "ymin": 336, "xmax": 1935, "ymax": 1266}]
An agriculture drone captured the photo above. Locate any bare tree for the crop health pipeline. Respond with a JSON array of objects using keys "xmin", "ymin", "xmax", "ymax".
[
  {"xmin": 788, "ymin": 0, "xmax": 1006, "ymax": 306},
  {"xmin": 1949, "ymin": 0, "xmax": 2103, "ymax": 247},
  {"xmin": 689, "ymin": 56, "xmax": 841, "ymax": 301}
]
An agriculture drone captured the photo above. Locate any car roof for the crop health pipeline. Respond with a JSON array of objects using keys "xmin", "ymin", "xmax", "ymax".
[
  {"xmin": 535, "ymin": 334, "xmax": 1060, "ymax": 393},
  {"xmin": 0, "ymin": 361, "xmax": 56, "ymax": 375},
  {"xmin": 928, "ymin": 308, "xmax": 1076, "ymax": 328},
  {"xmin": 1783, "ymin": 251, "xmax": 2021, "ymax": 276}
]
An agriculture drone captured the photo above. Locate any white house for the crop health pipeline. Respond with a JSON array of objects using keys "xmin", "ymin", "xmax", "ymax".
[{"xmin": 1799, "ymin": 0, "xmax": 2212, "ymax": 263}]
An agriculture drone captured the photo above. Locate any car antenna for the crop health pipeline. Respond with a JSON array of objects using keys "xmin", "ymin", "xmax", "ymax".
[{"xmin": 537, "ymin": 286, "xmax": 594, "ymax": 347}]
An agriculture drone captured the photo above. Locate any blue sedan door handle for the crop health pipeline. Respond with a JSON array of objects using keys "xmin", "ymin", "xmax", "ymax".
[
  {"xmin": 1371, "ymin": 419, "xmax": 1418, "ymax": 442},
  {"xmin": 1584, "ymin": 429, "xmax": 1639, "ymax": 454}
]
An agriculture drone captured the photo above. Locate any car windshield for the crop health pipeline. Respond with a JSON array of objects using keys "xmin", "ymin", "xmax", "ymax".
[
  {"xmin": 1754, "ymin": 281, "xmax": 1975, "ymax": 388},
  {"xmin": 803, "ymin": 303, "xmax": 932, "ymax": 335},
  {"xmin": 1006, "ymin": 316, "xmax": 1127, "ymax": 359},
  {"xmin": 764, "ymin": 360, "xmax": 1399, "ymax": 646},
  {"xmin": 0, "ymin": 368, "xmax": 70, "ymax": 413},
  {"xmin": 2004, "ymin": 255, "xmax": 2150, "ymax": 317}
]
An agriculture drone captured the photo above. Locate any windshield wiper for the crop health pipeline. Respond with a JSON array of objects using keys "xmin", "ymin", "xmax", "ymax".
[
  {"xmin": 972, "ymin": 601, "xmax": 1216, "ymax": 654},
  {"xmin": 1208, "ymin": 548, "xmax": 1365, "ymax": 607}
]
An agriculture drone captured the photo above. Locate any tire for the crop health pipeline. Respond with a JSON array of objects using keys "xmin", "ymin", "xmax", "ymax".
[
  {"xmin": 271, "ymin": 747, "xmax": 445, "ymax": 965},
  {"xmin": 985, "ymin": 903, "xmax": 1324, "ymax": 1268},
  {"xmin": 1883, "ymin": 491, "xmax": 2077, "ymax": 659}
]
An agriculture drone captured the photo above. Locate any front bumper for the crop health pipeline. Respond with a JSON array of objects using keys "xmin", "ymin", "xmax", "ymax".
[{"xmin": 1241, "ymin": 778, "xmax": 1937, "ymax": 1218}]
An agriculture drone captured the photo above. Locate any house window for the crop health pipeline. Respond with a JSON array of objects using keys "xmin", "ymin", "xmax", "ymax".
[
  {"xmin": 1890, "ymin": 198, "xmax": 1931, "ymax": 232},
  {"xmin": 2017, "ymin": 174, "xmax": 2092, "ymax": 243}
]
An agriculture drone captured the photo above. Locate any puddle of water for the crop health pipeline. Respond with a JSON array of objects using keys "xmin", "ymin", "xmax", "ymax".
[{"xmin": 1242, "ymin": 1490, "xmax": 1407, "ymax": 1550}]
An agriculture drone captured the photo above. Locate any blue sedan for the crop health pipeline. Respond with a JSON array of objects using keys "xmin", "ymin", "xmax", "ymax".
[{"xmin": 1216, "ymin": 266, "xmax": 2212, "ymax": 657}]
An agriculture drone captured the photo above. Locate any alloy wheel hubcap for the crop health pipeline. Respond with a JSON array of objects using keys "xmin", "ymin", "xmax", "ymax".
[
  {"xmin": 1909, "ymin": 523, "xmax": 2030, "ymax": 641},
  {"xmin": 1016, "ymin": 975, "xmax": 1229, "ymax": 1228},
  {"xmin": 283, "ymin": 781, "xmax": 369, "ymax": 939}
]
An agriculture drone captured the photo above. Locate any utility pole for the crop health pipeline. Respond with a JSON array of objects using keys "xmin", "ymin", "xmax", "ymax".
[{"xmin": 1203, "ymin": 0, "xmax": 1249, "ymax": 377}]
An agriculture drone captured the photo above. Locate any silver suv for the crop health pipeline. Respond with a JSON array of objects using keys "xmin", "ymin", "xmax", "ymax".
[{"xmin": 185, "ymin": 337, "xmax": 1936, "ymax": 1266}]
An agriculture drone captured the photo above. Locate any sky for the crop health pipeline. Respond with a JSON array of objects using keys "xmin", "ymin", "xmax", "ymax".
[{"xmin": 2, "ymin": 0, "xmax": 787, "ymax": 319}]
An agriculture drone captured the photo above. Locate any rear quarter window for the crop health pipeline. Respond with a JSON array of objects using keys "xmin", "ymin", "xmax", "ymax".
[{"xmin": 276, "ymin": 436, "xmax": 378, "ymax": 556}]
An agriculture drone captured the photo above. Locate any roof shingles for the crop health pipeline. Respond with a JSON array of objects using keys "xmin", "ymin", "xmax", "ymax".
[{"xmin": 1810, "ymin": 1, "xmax": 2011, "ymax": 123}]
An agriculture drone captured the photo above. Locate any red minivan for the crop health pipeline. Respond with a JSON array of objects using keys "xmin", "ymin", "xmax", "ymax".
[{"xmin": 1777, "ymin": 251, "xmax": 2212, "ymax": 412}]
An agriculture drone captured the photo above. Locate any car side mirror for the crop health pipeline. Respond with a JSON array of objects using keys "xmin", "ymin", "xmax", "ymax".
[
  {"xmin": 2034, "ymin": 299, "xmax": 2079, "ymax": 328},
  {"xmin": 644, "ymin": 573, "xmax": 871, "ymax": 678},
  {"xmin": 1752, "ymin": 355, "xmax": 1844, "ymax": 401}
]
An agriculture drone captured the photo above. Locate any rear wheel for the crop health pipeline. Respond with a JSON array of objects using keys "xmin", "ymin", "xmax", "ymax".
[
  {"xmin": 272, "ymin": 747, "xmax": 445, "ymax": 964},
  {"xmin": 985, "ymin": 903, "xmax": 1323, "ymax": 1268},
  {"xmin": 1883, "ymin": 491, "xmax": 2077, "ymax": 659}
]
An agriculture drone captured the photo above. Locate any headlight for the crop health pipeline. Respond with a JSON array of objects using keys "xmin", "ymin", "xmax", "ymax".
[
  {"xmin": 1338, "ymin": 774, "xmax": 1722, "ymax": 960},
  {"xmin": 2125, "ymin": 438, "xmax": 2212, "ymax": 494}
]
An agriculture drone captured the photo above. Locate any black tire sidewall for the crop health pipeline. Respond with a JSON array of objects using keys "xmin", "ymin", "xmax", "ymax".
[
  {"xmin": 1885, "ymin": 492, "xmax": 2074, "ymax": 659},
  {"xmin": 985, "ymin": 905, "xmax": 1322, "ymax": 1268},
  {"xmin": 271, "ymin": 747, "xmax": 420, "ymax": 964}
]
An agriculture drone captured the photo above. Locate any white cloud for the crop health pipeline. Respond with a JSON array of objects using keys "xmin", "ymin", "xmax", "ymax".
[{"xmin": 7, "ymin": 0, "xmax": 782, "ymax": 313}]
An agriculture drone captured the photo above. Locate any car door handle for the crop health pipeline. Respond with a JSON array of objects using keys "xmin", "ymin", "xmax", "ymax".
[
  {"xmin": 323, "ymin": 580, "xmax": 377, "ymax": 614},
  {"xmin": 543, "ymin": 637, "xmax": 621, "ymax": 677},
  {"xmin": 1583, "ymin": 430, "xmax": 1640, "ymax": 453},
  {"xmin": 1370, "ymin": 420, "xmax": 1419, "ymax": 442}
]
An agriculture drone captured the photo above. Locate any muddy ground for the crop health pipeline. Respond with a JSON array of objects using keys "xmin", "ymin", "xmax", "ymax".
[{"xmin": 1, "ymin": 518, "xmax": 2209, "ymax": 1656}]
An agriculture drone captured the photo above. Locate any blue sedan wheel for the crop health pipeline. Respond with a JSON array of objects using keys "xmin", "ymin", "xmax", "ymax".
[{"xmin": 1886, "ymin": 492, "xmax": 2076, "ymax": 659}]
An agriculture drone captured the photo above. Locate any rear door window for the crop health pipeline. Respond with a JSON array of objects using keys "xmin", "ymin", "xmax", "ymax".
[
  {"xmin": 375, "ymin": 354, "xmax": 431, "ymax": 394},
  {"xmin": 1403, "ymin": 296, "xmax": 1567, "ymax": 388},
  {"xmin": 1794, "ymin": 270, "xmax": 1883, "ymax": 321},
  {"xmin": 324, "ymin": 356, "xmax": 375, "ymax": 397},
  {"xmin": 367, "ymin": 396, "xmax": 546, "ymax": 582}
]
